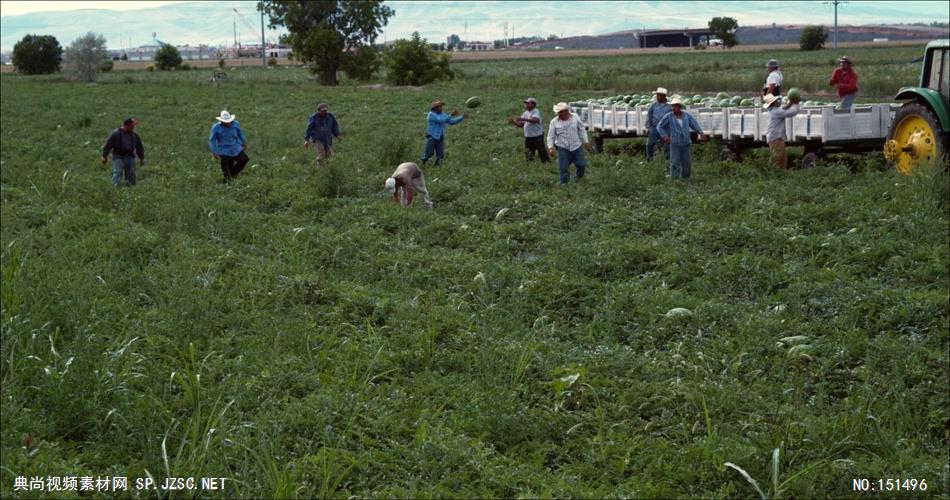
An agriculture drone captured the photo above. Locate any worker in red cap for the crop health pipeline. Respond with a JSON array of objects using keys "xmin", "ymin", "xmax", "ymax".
[{"xmin": 101, "ymin": 117, "xmax": 145, "ymax": 187}]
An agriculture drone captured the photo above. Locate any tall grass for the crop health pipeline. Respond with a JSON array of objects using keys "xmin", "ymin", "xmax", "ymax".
[{"xmin": 1, "ymin": 46, "xmax": 947, "ymax": 498}]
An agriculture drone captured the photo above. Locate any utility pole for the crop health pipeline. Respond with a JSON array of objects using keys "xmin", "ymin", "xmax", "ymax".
[
  {"xmin": 823, "ymin": 0, "xmax": 846, "ymax": 50},
  {"xmin": 260, "ymin": 7, "xmax": 266, "ymax": 67}
]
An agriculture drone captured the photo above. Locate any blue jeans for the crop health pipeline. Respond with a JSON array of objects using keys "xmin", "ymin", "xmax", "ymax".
[
  {"xmin": 646, "ymin": 127, "xmax": 669, "ymax": 161},
  {"xmin": 421, "ymin": 135, "xmax": 445, "ymax": 165},
  {"xmin": 669, "ymin": 144, "xmax": 692, "ymax": 179},
  {"xmin": 556, "ymin": 146, "xmax": 587, "ymax": 184},
  {"xmin": 112, "ymin": 156, "xmax": 136, "ymax": 187},
  {"xmin": 838, "ymin": 92, "xmax": 856, "ymax": 110}
]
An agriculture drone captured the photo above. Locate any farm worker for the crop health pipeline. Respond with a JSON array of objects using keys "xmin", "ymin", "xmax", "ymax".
[
  {"xmin": 763, "ymin": 93, "xmax": 800, "ymax": 170},
  {"xmin": 829, "ymin": 56, "xmax": 859, "ymax": 109},
  {"xmin": 208, "ymin": 110, "xmax": 249, "ymax": 183},
  {"xmin": 546, "ymin": 102, "xmax": 591, "ymax": 185},
  {"xmin": 763, "ymin": 59, "xmax": 782, "ymax": 96},
  {"xmin": 420, "ymin": 99, "xmax": 466, "ymax": 166},
  {"xmin": 515, "ymin": 97, "xmax": 550, "ymax": 163},
  {"xmin": 657, "ymin": 97, "xmax": 705, "ymax": 180},
  {"xmin": 645, "ymin": 87, "xmax": 672, "ymax": 161},
  {"xmin": 304, "ymin": 102, "xmax": 342, "ymax": 168},
  {"xmin": 386, "ymin": 162, "xmax": 433, "ymax": 209},
  {"xmin": 101, "ymin": 117, "xmax": 145, "ymax": 187}
]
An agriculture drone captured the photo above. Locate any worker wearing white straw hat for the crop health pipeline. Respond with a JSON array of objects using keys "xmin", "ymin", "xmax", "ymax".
[
  {"xmin": 763, "ymin": 92, "xmax": 800, "ymax": 170},
  {"xmin": 646, "ymin": 87, "xmax": 671, "ymax": 162},
  {"xmin": 656, "ymin": 97, "xmax": 705, "ymax": 180},
  {"xmin": 546, "ymin": 102, "xmax": 590, "ymax": 185},
  {"xmin": 209, "ymin": 110, "xmax": 249, "ymax": 182}
]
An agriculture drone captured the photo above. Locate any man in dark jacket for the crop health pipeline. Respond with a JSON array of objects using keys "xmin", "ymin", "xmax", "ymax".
[
  {"xmin": 304, "ymin": 102, "xmax": 342, "ymax": 168},
  {"xmin": 101, "ymin": 117, "xmax": 145, "ymax": 187}
]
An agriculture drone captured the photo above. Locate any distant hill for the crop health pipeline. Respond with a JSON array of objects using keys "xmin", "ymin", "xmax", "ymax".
[{"xmin": 510, "ymin": 24, "xmax": 948, "ymax": 50}]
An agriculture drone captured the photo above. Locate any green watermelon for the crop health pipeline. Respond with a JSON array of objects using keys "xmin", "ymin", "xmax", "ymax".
[
  {"xmin": 716, "ymin": 92, "xmax": 730, "ymax": 99},
  {"xmin": 465, "ymin": 96, "xmax": 481, "ymax": 108},
  {"xmin": 740, "ymin": 99, "xmax": 754, "ymax": 106},
  {"xmin": 787, "ymin": 87, "xmax": 800, "ymax": 100}
]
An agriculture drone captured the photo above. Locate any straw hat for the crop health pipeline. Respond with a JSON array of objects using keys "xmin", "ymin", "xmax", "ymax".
[
  {"xmin": 762, "ymin": 93, "xmax": 781, "ymax": 109},
  {"xmin": 653, "ymin": 87, "xmax": 668, "ymax": 95},
  {"xmin": 669, "ymin": 97, "xmax": 683, "ymax": 106},
  {"xmin": 553, "ymin": 102, "xmax": 570, "ymax": 112},
  {"xmin": 215, "ymin": 110, "xmax": 235, "ymax": 123}
]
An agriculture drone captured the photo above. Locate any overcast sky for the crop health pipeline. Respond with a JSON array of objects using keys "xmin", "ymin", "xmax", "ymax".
[{"xmin": 1, "ymin": 0, "xmax": 947, "ymax": 52}]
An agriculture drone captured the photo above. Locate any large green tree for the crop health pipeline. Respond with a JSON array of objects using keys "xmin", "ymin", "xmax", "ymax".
[
  {"xmin": 708, "ymin": 17, "xmax": 738, "ymax": 49},
  {"xmin": 64, "ymin": 32, "xmax": 108, "ymax": 82},
  {"xmin": 259, "ymin": 0, "xmax": 393, "ymax": 85},
  {"xmin": 12, "ymin": 34, "xmax": 63, "ymax": 74}
]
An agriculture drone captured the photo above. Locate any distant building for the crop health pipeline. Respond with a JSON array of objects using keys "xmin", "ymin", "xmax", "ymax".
[
  {"xmin": 637, "ymin": 28, "xmax": 714, "ymax": 48},
  {"xmin": 465, "ymin": 41, "xmax": 491, "ymax": 51}
]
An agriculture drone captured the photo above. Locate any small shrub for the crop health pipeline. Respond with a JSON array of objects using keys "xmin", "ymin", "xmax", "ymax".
[
  {"xmin": 694, "ymin": 43, "xmax": 707, "ymax": 50},
  {"xmin": 267, "ymin": 57, "xmax": 278, "ymax": 67},
  {"xmin": 385, "ymin": 32, "xmax": 454, "ymax": 86},
  {"xmin": 180, "ymin": 63, "xmax": 192, "ymax": 71},
  {"xmin": 154, "ymin": 44, "xmax": 182, "ymax": 70},
  {"xmin": 218, "ymin": 58, "xmax": 226, "ymax": 69},
  {"xmin": 99, "ymin": 59, "xmax": 113, "ymax": 72},
  {"xmin": 146, "ymin": 65, "xmax": 155, "ymax": 72},
  {"xmin": 800, "ymin": 25, "xmax": 828, "ymax": 51}
]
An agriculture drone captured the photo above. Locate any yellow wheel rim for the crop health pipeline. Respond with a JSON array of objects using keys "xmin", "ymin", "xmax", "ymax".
[{"xmin": 890, "ymin": 115, "xmax": 938, "ymax": 175}]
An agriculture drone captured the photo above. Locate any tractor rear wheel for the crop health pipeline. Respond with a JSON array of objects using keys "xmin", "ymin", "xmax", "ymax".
[{"xmin": 884, "ymin": 102, "xmax": 945, "ymax": 174}]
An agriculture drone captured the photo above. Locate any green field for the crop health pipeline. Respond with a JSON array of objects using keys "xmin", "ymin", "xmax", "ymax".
[{"xmin": 2, "ymin": 44, "xmax": 948, "ymax": 498}]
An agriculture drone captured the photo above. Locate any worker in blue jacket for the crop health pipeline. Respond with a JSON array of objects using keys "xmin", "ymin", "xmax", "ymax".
[{"xmin": 657, "ymin": 97, "xmax": 705, "ymax": 180}]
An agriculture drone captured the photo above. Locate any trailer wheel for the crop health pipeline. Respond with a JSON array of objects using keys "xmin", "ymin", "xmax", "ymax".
[
  {"xmin": 884, "ymin": 101, "xmax": 944, "ymax": 175},
  {"xmin": 801, "ymin": 152, "xmax": 821, "ymax": 169}
]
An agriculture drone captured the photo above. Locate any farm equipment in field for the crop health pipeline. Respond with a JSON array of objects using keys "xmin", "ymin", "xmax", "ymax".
[
  {"xmin": 571, "ymin": 39, "xmax": 950, "ymax": 171},
  {"xmin": 883, "ymin": 39, "xmax": 950, "ymax": 174},
  {"xmin": 571, "ymin": 100, "xmax": 895, "ymax": 168}
]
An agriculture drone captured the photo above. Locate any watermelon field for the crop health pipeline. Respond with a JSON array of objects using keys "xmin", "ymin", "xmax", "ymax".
[{"xmin": 1, "ymin": 43, "xmax": 948, "ymax": 498}]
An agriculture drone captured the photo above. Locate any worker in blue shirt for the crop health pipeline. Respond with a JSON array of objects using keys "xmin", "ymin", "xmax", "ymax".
[
  {"xmin": 208, "ymin": 110, "xmax": 248, "ymax": 182},
  {"xmin": 421, "ymin": 99, "xmax": 466, "ymax": 166},
  {"xmin": 657, "ymin": 97, "xmax": 705, "ymax": 180},
  {"xmin": 645, "ymin": 87, "xmax": 672, "ymax": 162}
]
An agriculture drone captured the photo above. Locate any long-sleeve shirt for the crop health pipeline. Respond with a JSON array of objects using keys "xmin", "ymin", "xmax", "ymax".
[
  {"xmin": 102, "ymin": 128, "xmax": 144, "ymax": 159},
  {"xmin": 209, "ymin": 121, "xmax": 247, "ymax": 157},
  {"xmin": 647, "ymin": 101, "xmax": 672, "ymax": 128},
  {"xmin": 425, "ymin": 111, "xmax": 464, "ymax": 140},
  {"xmin": 305, "ymin": 112, "xmax": 341, "ymax": 148},
  {"xmin": 766, "ymin": 104, "xmax": 800, "ymax": 143},
  {"xmin": 657, "ymin": 111, "xmax": 703, "ymax": 146},
  {"xmin": 829, "ymin": 68, "xmax": 858, "ymax": 97},
  {"xmin": 546, "ymin": 114, "xmax": 588, "ymax": 151}
]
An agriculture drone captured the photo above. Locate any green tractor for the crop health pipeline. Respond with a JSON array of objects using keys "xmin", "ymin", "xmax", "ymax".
[{"xmin": 884, "ymin": 39, "xmax": 950, "ymax": 174}]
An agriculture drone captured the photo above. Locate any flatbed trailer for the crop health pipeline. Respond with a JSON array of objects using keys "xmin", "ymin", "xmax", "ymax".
[{"xmin": 570, "ymin": 102, "xmax": 899, "ymax": 167}]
